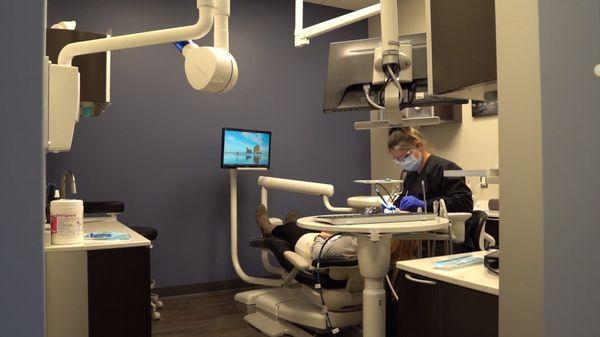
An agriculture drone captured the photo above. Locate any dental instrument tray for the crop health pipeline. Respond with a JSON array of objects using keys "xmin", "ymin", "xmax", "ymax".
[{"xmin": 314, "ymin": 212, "xmax": 437, "ymax": 225}]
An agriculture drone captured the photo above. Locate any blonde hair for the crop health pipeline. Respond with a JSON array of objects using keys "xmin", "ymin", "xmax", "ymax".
[
  {"xmin": 387, "ymin": 127, "xmax": 428, "ymax": 151},
  {"xmin": 389, "ymin": 239, "xmax": 420, "ymax": 284}
]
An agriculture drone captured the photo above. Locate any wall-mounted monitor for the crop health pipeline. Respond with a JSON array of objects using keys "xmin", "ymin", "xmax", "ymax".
[{"xmin": 221, "ymin": 128, "xmax": 271, "ymax": 169}]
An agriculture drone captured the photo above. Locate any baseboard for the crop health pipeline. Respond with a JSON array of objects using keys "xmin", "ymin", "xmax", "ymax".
[{"xmin": 154, "ymin": 279, "xmax": 258, "ymax": 298}]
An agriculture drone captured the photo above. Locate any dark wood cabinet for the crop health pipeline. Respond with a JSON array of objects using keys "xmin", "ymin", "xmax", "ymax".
[
  {"xmin": 393, "ymin": 271, "xmax": 498, "ymax": 337},
  {"xmin": 396, "ymin": 273, "xmax": 441, "ymax": 337},
  {"xmin": 88, "ymin": 246, "xmax": 151, "ymax": 337}
]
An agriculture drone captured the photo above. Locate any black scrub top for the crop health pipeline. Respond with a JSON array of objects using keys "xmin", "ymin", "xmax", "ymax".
[{"xmin": 393, "ymin": 155, "xmax": 473, "ymax": 212}]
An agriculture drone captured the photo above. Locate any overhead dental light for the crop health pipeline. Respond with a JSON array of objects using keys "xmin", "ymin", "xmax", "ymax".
[{"xmin": 45, "ymin": 0, "xmax": 237, "ymax": 153}]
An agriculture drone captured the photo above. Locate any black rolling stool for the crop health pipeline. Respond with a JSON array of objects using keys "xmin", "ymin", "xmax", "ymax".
[{"xmin": 129, "ymin": 226, "xmax": 163, "ymax": 320}]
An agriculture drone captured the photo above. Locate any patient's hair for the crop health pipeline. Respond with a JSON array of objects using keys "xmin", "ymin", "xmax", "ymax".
[
  {"xmin": 389, "ymin": 239, "xmax": 420, "ymax": 284},
  {"xmin": 387, "ymin": 127, "xmax": 428, "ymax": 150},
  {"xmin": 389, "ymin": 239, "xmax": 418, "ymax": 262}
]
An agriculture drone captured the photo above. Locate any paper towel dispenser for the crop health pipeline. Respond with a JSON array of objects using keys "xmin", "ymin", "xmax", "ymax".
[{"xmin": 46, "ymin": 28, "xmax": 111, "ymax": 117}]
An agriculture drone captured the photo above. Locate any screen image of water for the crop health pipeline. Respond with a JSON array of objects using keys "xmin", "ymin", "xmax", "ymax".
[
  {"xmin": 222, "ymin": 129, "xmax": 271, "ymax": 167},
  {"xmin": 223, "ymin": 153, "xmax": 269, "ymax": 166}
]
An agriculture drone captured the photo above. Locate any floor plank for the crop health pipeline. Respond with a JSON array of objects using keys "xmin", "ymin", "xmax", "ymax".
[{"xmin": 152, "ymin": 289, "xmax": 263, "ymax": 337}]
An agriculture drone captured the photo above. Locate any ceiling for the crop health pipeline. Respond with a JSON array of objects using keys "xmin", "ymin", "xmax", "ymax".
[{"xmin": 304, "ymin": 0, "xmax": 378, "ymax": 11}]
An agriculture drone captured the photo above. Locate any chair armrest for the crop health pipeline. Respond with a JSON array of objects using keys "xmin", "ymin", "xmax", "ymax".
[
  {"xmin": 311, "ymin": 256, "xmax": 359, "ymax": 268},
  {"xmin": 482, "ymin": 232, "xmax": 496, "ymax": 250},
  {"xmin": 284, "ymin": 251, "xmax": 311, "ymax": 271}
]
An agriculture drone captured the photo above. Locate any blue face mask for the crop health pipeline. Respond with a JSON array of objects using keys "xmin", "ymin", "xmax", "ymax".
[{"xmin": 394, "ymin": 151, "xmax": 422, "ymax": 172}]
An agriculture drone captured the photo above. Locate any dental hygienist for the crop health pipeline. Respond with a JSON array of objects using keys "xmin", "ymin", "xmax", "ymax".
[{"xmin": 388, "ymin": 127, "xmax": 473, "ymax": 212}]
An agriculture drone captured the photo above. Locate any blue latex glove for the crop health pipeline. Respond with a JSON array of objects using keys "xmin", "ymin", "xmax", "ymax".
[
  {"xmin": 399, "ymin": 196, "xmax": 425, "ymax": 211},
  {"xmin": 381, "ymin": 202, "xmax": 398, "ymax": 214}
]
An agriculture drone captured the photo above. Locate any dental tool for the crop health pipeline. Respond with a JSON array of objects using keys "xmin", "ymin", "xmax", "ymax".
[{"xmin": 421, "ymin": 180, "xmax": 428, "ymax": 213}]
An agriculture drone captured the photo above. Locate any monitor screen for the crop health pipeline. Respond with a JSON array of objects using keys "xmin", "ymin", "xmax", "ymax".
[{"xmin": 221, "ymin": 128, "xmax": 271, "ymax": 169}]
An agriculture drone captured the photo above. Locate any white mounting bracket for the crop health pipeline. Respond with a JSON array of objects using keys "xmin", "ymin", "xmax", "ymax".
[
  {"xmin": 369, "ymin": 230, "xmax": 381, "ymax": 242},
  {"xmin": 294, "ymin": 0, "xmax": 381, "ymax": 47}
]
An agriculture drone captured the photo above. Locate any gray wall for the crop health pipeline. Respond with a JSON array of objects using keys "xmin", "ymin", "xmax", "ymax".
[
  {"xmin": 497, "ymin": 0, "xmax": 600, "ymax": 336},
  {"xmin": 539, "ymin": 0, "xmax": 600, "ymax": 335},
  {"xmin": 47, "ymin": 0, "xmax": 370, "ymax": 287},
  {"xmin": 0, "ymin": 1, "xmax": 46, "ymax": 336}
]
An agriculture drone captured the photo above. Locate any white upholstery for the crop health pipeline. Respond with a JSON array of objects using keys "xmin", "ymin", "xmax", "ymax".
[{"xmin": 253, "ymin": 287, "xmax": 362, "ymax": 331}]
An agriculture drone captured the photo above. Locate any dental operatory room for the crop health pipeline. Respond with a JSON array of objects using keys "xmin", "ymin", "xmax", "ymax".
[{"xmin": 2, "ymin": 0, "xmax": 600, "ymax": 336}]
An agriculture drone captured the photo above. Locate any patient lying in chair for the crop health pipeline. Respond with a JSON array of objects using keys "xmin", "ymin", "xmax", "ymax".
[
  {"xmin": 255, "ymin": 204, "xmax": 357, "ymax": 262},
  {"xmin": 255, "ymin": 205, "xmax": 416, "ymax": 264}
]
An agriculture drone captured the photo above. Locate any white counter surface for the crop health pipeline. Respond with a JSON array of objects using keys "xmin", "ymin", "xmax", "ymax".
[
  {"xmin": 396, "ymin": 251, "xmax": 499, "ymax": 296},
  {"xmin": 45, "ymin": 218, "xmax": 151, "ymax": 253}
]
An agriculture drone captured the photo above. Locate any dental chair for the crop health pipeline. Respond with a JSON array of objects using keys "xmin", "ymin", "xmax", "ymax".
[
  {"xmin": 230, "ymin": 175, "xmax": 363, "ymax": 337},
  {"xmin": 242, "ymin": 237, "xmax": 363, "ymax": 336}
]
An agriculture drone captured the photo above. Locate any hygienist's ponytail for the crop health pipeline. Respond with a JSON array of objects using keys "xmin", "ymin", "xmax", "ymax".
[{"xmin": 387, "ymin": 127, "xmax": 428, "ymax": 150}]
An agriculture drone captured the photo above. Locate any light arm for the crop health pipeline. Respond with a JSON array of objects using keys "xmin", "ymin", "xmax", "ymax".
[{"xmin": 294, "ymin": 1, "xmax": 381, "ymax": 47}]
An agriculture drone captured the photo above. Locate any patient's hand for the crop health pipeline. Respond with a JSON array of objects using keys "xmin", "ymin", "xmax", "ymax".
[{"xmin": 319, "ymin": 232, "xmax": 334, "ymax": 239}]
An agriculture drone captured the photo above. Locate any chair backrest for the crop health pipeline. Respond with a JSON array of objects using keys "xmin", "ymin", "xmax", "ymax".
[
  {"xmin": 447, "ymin": 212, "xmax": 472, "ymax": 243},
  {"xmin": 468, "ymin": 210, "xmax": 488, "ymax": 251}
]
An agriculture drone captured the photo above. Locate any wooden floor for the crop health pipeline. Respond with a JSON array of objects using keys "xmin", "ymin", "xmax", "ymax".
[{"xmin": 152, "ymin": 289, "xmax": 263, "ymax": 337}]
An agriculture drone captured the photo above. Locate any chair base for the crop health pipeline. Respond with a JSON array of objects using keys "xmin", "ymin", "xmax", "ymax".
[
  {"xmin": 235, "ymin": 288, "xmax": 284, "ymax": 306},
  {"xmin": 236, "ymin": 287, "xmax": 362, "ymax": 336},
  {"xmin": 245, "ymin": 311, "xmax": 313, "ymax": 337}
]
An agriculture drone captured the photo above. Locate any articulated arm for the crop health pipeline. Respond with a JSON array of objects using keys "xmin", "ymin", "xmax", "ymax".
[
  {"xmin": 47, "ymin": 0, "xmax": 236, "ymax": 152},
  {"xmin": 57, "ymin": 0, "xmax": 237, "ymax": 94},
  {"xmin": 58, "ymin": 0, "xmax": 217, "ymax": 65}
]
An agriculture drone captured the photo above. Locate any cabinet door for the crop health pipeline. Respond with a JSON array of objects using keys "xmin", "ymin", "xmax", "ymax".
[
  {"xmin": 396, "ymin": 271, "xmax": 441, "ymax": 337},
  {"xmin": 88, "ymin": 247, "xmax": 151, "ymax": 337},
  {"xmin": 439, "ymin": 282, "xmax": 498, "ymax": 337}
]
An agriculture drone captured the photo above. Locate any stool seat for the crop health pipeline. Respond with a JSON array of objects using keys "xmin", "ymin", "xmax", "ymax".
[{"xmin": 130, "ymin": 226, "xmax": 158, "ymax": 241}]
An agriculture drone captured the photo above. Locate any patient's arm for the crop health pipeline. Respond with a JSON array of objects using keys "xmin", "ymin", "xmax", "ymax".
[{"xmin": 319, "ymin": 232, "xmax": 334, "ymax": 239}]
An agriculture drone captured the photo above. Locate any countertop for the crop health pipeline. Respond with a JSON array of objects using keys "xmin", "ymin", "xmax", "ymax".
[
  {"xmin": 396, "ymin": 251, "xmax": 499, "ymax": 295},
  {"xmin": 44, "ymin": 218, "xmax": 151, "ymax": 253}
]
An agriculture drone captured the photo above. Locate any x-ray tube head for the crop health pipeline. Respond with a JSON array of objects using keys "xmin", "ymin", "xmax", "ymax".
[{"xmin": 179, "ymin": 42, "xmax": 238, "ymax": 93}]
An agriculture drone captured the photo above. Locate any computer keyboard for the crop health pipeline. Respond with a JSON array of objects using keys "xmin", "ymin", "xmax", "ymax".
[{"xmin": 314, "ymin": 212, "xmax": 437, "ymax": 225}]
